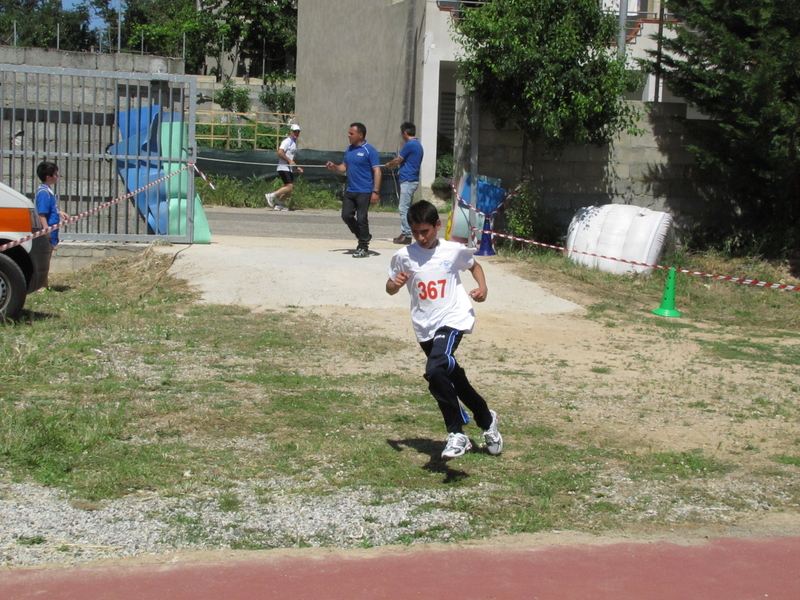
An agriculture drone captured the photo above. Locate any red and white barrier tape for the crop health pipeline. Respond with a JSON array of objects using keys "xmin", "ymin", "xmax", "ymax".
[
  {"xmin": 192, "ymin": 163, "xmax": 215, "ymax": 189},
  {"xmin": 0, "ymin": 164, "xmax": 193, "ymax": 254},
  {"xmin": 455, "ymin": 193, "xmax": 800, "ymax": 292}
]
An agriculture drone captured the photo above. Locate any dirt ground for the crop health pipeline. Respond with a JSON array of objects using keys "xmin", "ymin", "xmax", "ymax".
[
  {"xmin": 157, "ymin": 235, "xmax": 800, "ymax": 540},
  {"xmin": 2, "ymin": 234, "xmax": 798, "ymax": 600}
]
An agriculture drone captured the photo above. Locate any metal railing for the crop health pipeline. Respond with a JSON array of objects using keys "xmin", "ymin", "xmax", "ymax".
[
  {"xmin": 0, "ymin": 64, "xmax": 198, "ymax": 243},
  {"xmin": 195, "ymin": 110, "xmax": 294, "ymax": 151}
]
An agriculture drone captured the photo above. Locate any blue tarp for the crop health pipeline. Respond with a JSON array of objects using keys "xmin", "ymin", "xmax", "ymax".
[{"xmin": 461, "ymin": 174, "xmax": 506, "ymax": 216}]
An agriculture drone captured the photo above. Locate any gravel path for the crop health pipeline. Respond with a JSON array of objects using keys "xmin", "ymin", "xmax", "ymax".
[{"xmin": 1, "ymin": 479, "xmax": 474, "ymax": 567}]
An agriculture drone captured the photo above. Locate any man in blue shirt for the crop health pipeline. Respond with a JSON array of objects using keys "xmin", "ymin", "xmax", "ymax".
[
  {"xmin": 385, "ymin": 122, "xmax": 423, "ymax": 245},
  {"xmin": 326, "ymin": 122, "xmax": 382, "ymax": 258}
]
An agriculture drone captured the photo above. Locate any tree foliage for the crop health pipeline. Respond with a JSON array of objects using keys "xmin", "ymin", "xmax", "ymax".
[
  {"xmin": 646, "ymin": 0, "xmax": 800, "ymax": 255},
  {"xmin": 0, "ymin": 0, "xmax": 97, "ymax": 51},
  {"xmin": 214, "ymin": 76, "xmax": 251, "ymax": 113},
  {"xmin": 454, "ymin": 0, "xmax": 641, "ymax": 151},
  {"xmin": 259, "ymin": 71, "xmax": 295, "ymax": 117},
  {"xmin": 120, "ymin": 0, "xmax": 218, "ymax": 73},
  {"xmin": 202, "ymin": 0, "xmax": 297, "ymax": 79}
]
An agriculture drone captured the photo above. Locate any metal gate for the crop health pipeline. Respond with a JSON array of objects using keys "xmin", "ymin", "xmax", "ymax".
[{"xmin": 0, "ymin": 64, "xmax": 197, "ymax": 243}]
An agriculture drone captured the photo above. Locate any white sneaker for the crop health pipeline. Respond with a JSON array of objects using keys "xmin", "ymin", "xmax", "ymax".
[
  {"xmin": 483, "ymin": 410, "xmax": 503, "ymax": 455},
  {"xmin": 265, "ymin": 193, "xmax": 276, "ymax": 208},
  {"xmin": 441, "ymin": 432, "xmax": 472, "ymax": 459},
  {"xmin": 274, "ymin": 203, "xmax": 287, "ymax": 211}
]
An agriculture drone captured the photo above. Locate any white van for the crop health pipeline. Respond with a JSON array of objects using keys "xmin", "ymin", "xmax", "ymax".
[{"xmin": 0, "ymin": 181, "xmax": 50, "ymax": 319}]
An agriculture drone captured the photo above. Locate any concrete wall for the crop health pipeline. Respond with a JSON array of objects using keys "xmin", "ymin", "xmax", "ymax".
[
  {"xmin": 296, "ymin": 0, "xmax": 412, "ymax": 154},
  {"xmin": 49, "ymin": 242, "xmax": 150, "ymax": 273},
  {"xmin": 470, "ymin": 102, "xmax": 720, "ymax": 234},
  {"xmin": 0, "ymin": 46, "xmax": 184, "ymax": 75},
  {"xmin": 296, "ymin": 0, "xmax": 457, "ymax": 187},
  {"xmin": 415, "ymin": 5, "xmax": 460, "ymax": 186}
]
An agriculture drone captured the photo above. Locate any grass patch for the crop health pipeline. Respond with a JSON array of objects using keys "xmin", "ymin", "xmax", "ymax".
[
  {"xmin": 196, "ymin": 175, "xmax": 343, "ymax": 210},
  {"xmin": 502, "ymin": 247, "xmax": 800, "ymax": 330},
  {"xmin": 630, "ymin": 450, "xmax": 734, "ymax": 480},
  {"xmin": 773, "ymin": 455, "xmax": 800, "ymax": 467},
  {"xmin": 1, "ymin": 246, "xmax": 799, "ymax": 549},
  {"xmin": 699, "ymin": 338, "xmax": 800, "ymax": 366}
]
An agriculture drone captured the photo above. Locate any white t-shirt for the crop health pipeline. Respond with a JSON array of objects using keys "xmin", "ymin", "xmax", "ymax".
[
  {"xmin": 277, "ymin": 136, "xmax": 297, "ymax": 172},
  {"xmin": 388, "ymin": 239, "xmax": 477, "ymax": 342}
]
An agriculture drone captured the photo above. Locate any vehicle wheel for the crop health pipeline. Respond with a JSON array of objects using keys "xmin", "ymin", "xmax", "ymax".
[{"xmin": 0, "ymin": 253, "xmax": 27, "ymax": 320}]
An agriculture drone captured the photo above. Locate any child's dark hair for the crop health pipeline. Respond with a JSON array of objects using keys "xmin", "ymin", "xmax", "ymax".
[
  {"xmin": 36, "ymin": 161, "xmax": 58, "ymax": 182},
  {"xmin": 407, "ymin": 199, "xmax": 439, "ymax": 226}
]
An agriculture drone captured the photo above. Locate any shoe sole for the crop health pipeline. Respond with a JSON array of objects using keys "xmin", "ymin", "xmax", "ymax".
[
  {"xmin": 485, "ymin": 434, "xmax": 503, "ymax": 455},
  {"xmin": 484, "ymin": 411, "xmax": 503, "ymax": 455}
]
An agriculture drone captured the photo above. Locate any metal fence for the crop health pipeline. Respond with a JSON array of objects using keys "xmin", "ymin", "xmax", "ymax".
[
  {"xmin": 195, "ymin": 109, "xmax": 294, "ymax": 151},
  {"xmin": 0, "ymin": 64, "xmax": 198, "ymax": 243}
]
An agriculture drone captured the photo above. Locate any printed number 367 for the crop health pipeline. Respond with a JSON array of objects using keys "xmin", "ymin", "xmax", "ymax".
[{"xmin": 418, "ymin": 279, "xmax": 446, "ymax": 300}]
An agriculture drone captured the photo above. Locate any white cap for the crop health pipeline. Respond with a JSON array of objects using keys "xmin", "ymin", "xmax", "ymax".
[{"xmin": 290, "ymin": 124, "xmax": 301, "ymax": 131}]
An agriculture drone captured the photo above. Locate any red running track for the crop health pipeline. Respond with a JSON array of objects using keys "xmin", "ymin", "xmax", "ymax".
[{"xmin": 1, "ymin": 536, "xmax": 799, "ymax": 600}]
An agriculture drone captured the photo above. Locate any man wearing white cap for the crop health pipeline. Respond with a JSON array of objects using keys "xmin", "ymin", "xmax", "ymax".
[{"xmin": 266, "ymin": 123, "xmax": 303, "ymax": 210}]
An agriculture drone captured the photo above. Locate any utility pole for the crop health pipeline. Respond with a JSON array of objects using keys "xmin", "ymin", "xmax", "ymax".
[
  {"xmin": 117, "ymin": 0, "xmax": 122, "ymax": 53},
  {"xmin": 403, "ymin": 0, "xmax": 417, "ymax": 122},
  {"xmin": 616, "ymin": 0, "xmax": 629, "ymax": 59}
]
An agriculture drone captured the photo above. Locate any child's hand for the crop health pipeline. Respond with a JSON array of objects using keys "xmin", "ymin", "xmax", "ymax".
[
  {"xmin": 469, "ymin": 286, "xmax": 487, "ymax": 302},
  {"xmin": 386, "ymin": 272, "xmax": 410, "ymax": 296}
]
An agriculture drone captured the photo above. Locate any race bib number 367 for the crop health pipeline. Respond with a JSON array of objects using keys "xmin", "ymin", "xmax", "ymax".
[
  {"xmin": 413, "ymin": 270, "xmax": 450, "ymax": 307},
  {"xmin": 418, "ymin": 279, "xmax": 446, "ymax": 299}
]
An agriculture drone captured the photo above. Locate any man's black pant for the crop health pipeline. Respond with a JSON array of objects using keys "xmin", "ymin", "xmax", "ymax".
[
  {"xmin": 420, "ymin": 327, "xmax": 492, "ymax": 434},
  {"xmin": 341, "ymin": 191, "xmax": 372, "ymax": 250}
]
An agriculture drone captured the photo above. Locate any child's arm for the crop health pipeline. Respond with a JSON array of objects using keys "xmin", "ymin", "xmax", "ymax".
[
  {"xmin": 468, "ymin": 261, "xmax": 488, "ymax": 302},
  {"xmin": 386, "ymin": 272, "xmax": 410, "ymax": 296}
]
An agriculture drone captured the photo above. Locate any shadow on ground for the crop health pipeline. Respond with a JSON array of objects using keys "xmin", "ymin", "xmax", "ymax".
[{"xmin": 387, "ymin": 438, "xmax": 470, "ymax": 483}]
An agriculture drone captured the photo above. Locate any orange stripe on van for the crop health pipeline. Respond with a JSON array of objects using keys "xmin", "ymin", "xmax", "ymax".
[{"xmin": 0, "ymin": 207, "xmax": 33, "ymax": 234}]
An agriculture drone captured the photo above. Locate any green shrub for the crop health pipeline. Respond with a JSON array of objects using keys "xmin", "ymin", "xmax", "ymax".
[
  {"xmin": 435, "ymin": 154, "xmax": 454, "ymax": 179},
  {"xmin": 214, "ymin": 77, "xmax": 251, "ymax": 113},
  {"xmin": 505, "ymin": 181, "xmax": 562, "ymax": 247},
  {"xmin": 259, "ymin": 71, "xmax": 295, "ymax": 118},
  {"xmin": 197, "ymin": 175, "xmax": 341, "ymax": 210},
  {"xmin": 430, "ymin": 177, "xmax": 452, "ymax": 200}
]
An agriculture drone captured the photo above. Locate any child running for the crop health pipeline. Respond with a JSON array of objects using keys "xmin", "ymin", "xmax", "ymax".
[{"xmin": 386, "ymin": 200, "xmax": 503, "ymax": 459}]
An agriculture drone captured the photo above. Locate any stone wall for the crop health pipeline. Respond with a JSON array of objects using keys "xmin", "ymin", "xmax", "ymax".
[
  {"xmin": 0, "ymin": 46, "xmax": 183, "ymax": 74},
  {"xmin": 471, "ymin": 101, "xmax": 721, "ymax": 235}
]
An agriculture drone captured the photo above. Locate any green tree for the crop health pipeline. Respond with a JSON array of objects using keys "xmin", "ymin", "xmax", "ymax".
[
  {"xmin": 214, "ymin": 76, "xmax": 251, "ymax": 113},
  {"xmin": 646, "ymin": 0, "xmax": 800, "ymax": 255},
  {"xmin": 117, "ymin": 0, "xmax": 296, "ymax": 77},
  {"xmin": 258, "ymin": 71, "xmax": 295, "ymax": 118},
  {"xmin": 0, "ymin": 0, "xmax": 96, "ymax": 50},
  {"xmin": 121, "ymin": 0, "xmax": 218, "ymax": 73},
  {"xmin": 204, "ymin": 0, "xmax": 296, "ymax": 79},
  {"xmin": 455, "ymin": 0, "xmax": 641, "ymax": 151}
]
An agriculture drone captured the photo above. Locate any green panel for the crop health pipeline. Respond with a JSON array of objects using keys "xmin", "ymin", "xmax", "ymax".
[{"xmin": 168, "ymin": 194, "xmax": 211, "ymax": 244}]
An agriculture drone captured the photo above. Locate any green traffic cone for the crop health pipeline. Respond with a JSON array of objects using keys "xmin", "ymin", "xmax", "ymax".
[{"xmin": 653, "ymin": 267, "xmax": 682, "ymax": 317}]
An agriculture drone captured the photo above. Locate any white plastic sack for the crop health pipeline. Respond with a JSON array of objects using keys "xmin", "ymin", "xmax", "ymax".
[{"xmin": 566, "ymin": 204, "xmax": 674, "ymax": 275}]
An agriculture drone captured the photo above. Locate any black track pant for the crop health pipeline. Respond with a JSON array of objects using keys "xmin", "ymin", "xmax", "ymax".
[
  {"xmin": 419, "ymin": 327, "xmax": 492, "ymax": 434},
  {"xmin": 341, "ymin": 191, "xmax": 372, "ymax": 249}
]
